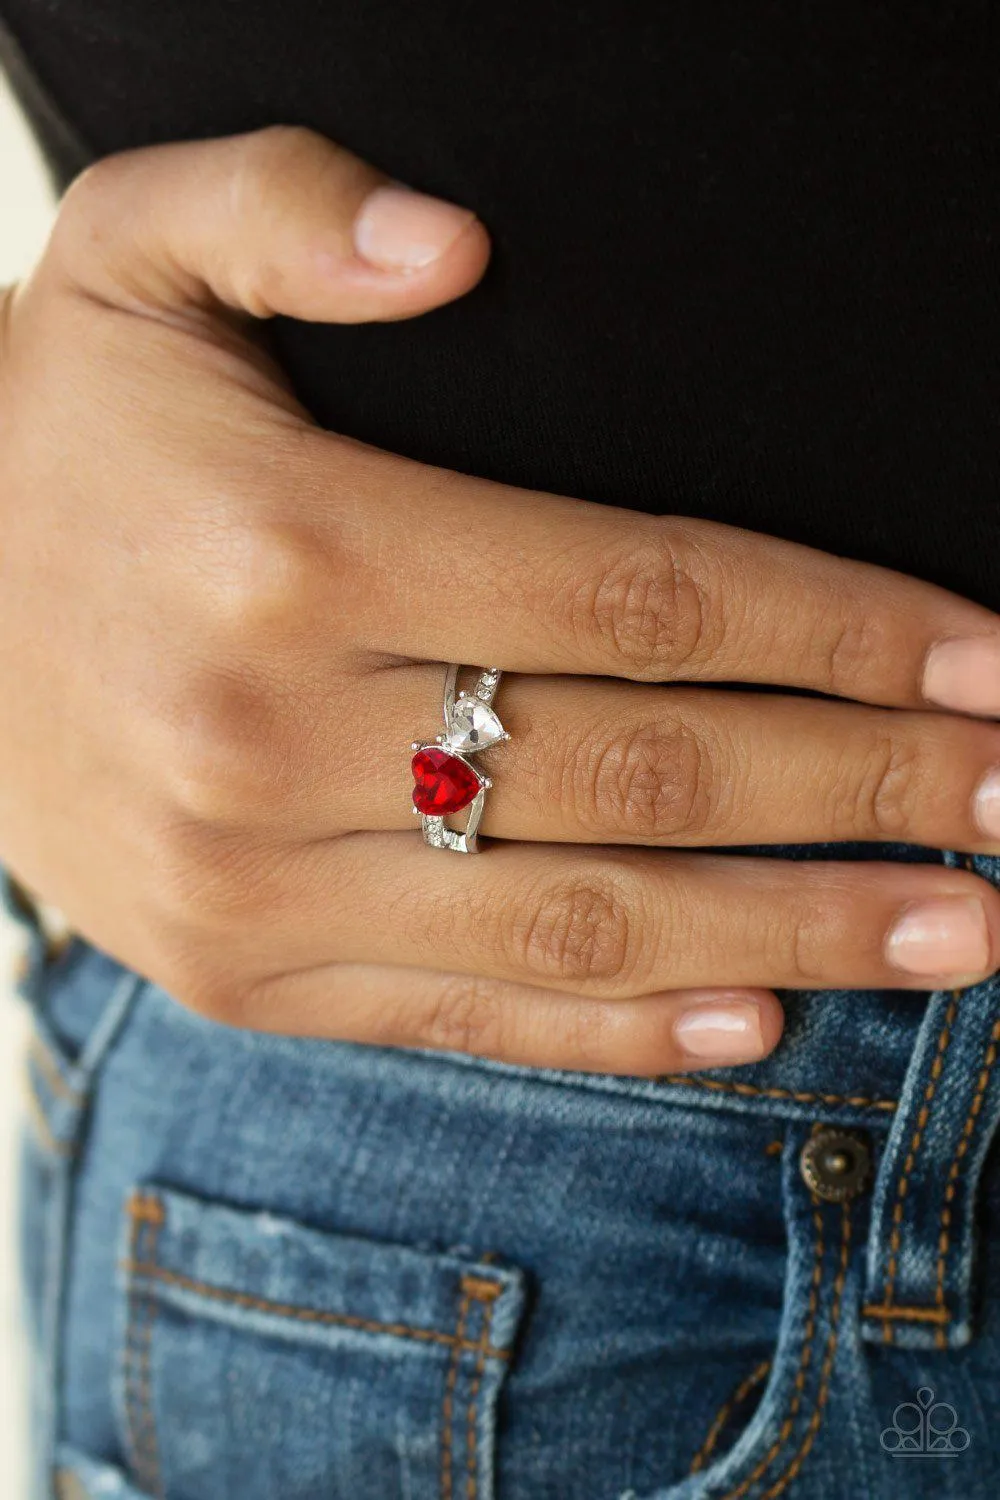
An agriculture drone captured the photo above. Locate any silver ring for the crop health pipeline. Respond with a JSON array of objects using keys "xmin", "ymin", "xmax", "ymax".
[{"xmin": 410, "ymin": 664, "xmax": 509, "ymax": 853}]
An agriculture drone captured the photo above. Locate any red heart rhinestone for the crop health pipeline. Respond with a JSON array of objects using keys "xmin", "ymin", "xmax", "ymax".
[{"xmin": 411, "ymin": 746, "xmax": 482, "ymax": 815}]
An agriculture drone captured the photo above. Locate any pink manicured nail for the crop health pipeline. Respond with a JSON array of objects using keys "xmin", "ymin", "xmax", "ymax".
[
  {"xmin": 884, "ymin": 896, "xmax": 990, "ymax": 979},
  {"xmin": 973, "ymin": 767, "xmax": 1000, "ymax": 841},
  {"xmin": 352, "ymin": 185, "xmax": 476, "ymax": 272},
  {"xmin": 673, "ymin": 998, "xmax": 766, "ymax": 1066},
  {"xmin": 922, "ymin": 637, "xmax": 1000, "ymax": 717}
]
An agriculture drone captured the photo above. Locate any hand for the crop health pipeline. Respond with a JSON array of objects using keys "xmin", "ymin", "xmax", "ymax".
[{"xmin": 4, "ymin": 126, "xmax": 1000, "ymax": 1078}]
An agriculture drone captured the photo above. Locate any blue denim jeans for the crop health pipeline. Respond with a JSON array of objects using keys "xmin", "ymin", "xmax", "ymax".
[{"xmin": 7, "ymin": 839, "xmax": 1000, "ymax": 1499}]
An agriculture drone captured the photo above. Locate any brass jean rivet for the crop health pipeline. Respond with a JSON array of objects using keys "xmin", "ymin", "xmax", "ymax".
[{"xmin": 800, "ymin": 1127, "xmax": 872, "ymax": 1202}]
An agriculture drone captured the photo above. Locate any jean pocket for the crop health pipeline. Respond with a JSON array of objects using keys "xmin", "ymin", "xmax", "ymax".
[
  {"xmin": 111, "ymin": 1183, "xmax": 528, "ymax": 1500},
  {"xmin": 645, "ymin": 1123, "xmax": 872, "ymax": 1500}
]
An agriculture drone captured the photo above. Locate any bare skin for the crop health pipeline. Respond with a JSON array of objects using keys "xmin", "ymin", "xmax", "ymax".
[{"xmin": 4, "ymin": 126, "xmax": 1000, "ymax": 1076}]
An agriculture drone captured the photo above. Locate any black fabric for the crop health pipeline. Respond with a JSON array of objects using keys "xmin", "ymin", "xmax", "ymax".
[{"xmin": 2, "ymin": 1, "xmax": 998, "ymax": 611}]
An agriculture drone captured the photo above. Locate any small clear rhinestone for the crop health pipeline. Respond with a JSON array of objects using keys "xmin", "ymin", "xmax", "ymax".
[
  {"xmin": 475, "ymin": 667, "xmax": 499, "ymax": 698},
  {"xmin": 423, "ymin": 817, "xmax": 448, "ymax": 848}
]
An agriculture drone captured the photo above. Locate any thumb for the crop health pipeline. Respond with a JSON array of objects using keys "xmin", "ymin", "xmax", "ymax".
[{"xmin": 46, "ymin": 125, "xmax": 490, "ymax": 324}]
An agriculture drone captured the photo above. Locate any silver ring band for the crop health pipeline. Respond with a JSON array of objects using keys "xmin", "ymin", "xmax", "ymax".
[{"xmin": 410, "ymin": 664, "xmax": 509, "ymax": 853}]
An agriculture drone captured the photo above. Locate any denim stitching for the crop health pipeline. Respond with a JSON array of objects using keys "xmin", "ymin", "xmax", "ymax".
[
  {"xmin": 128, "ymin": 1195, "xmax": 165, "ymax": 1226},
  {"xmin": 28, "ymin": 1031, "xmax": 84, "ymax": 1107},
  {"xmin": 753, "ymin": 1200, "xmax": 852, "ymax": 1500},
  {"xmin": 461, "ymin": 1275, "xmax": 504, "ymax": 1301},
  {"xmin": 716, "ymin": 1199, "xmax": 851, "ymax": 1500},
  {"xmin": 657, "ymin": 1076, "xmax": 897, "ymax": 1112},
  {"xmin": 138, "ymin": 1213, "xmax": 165, "ymax": 1499},
  {"xmin": 932, "ymin": 1013, "xmax": 1000, "ymax": 1347},
  {"xmin": 860, "ymin": 1302, "xmax": 949, "ymax": 1325},
  {"xmin": 881, "ymin": 846, "xmax": 977, "ymax": 1338},
  {"xmin": 716, "ymin": 1198, "xmax": 826, "ymax": 1500},
  {"xmin": 689, "ymin": 1359, "xmax": 772, "ymax": 1474},
  {"xmin": 123, "ymin": 1193, "xmax": 166, "ymax": 1489},
  {"xmin": 876, "ymin": 851, "xmax": 976, "ymax": 1342},
  {"xmin": 122, "ymin": 1199, "xmax": 147, "ymax": 1483},
  {"xmin": 125, "ymin": 1195, "xmax": 165, "ymax": 1498},
  {"xmin": 119, "ymin": 1259, "xmax": 512, "ymax": 1360},
  {"xmin": 465, "ymin": 1284, "xmax": 500, "ymax": 1500},
  {"xmin": 22, "ymin": 1070, "xmax": 72, "ymax": 1157},
  {"xmin": 442, "ymin": 1281, "xmax": 474, "ymax": 1500}
]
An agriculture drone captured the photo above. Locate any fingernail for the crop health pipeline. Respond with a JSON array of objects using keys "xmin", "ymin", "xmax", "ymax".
[
  {"xmin": 923, "ymin": 637, "xmax": 1000, "ymax": 717},
  {"xmin": 973, "ymin": 767, "xmax": 1000, "ymax": 840},
  {"xmin": 885, "ymin": 895, "xmax": 990, "ymax": 979},
  {"xmin": 353, "ymin": 185, "xmax": 476, "ymax": 272},
  {"xmin": 673, "ymin": 998, "xmax": 766, "ymax": 1066}
]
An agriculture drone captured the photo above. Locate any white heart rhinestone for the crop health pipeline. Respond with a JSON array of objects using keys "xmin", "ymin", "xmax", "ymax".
[{"xmin": 445, "ymin": 694, "xmax": 506, "ymax": 752}]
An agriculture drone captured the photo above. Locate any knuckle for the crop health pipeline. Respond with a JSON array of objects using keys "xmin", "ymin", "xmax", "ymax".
[
  {"xmin": 835, "ymin": 732, "xmax": 923, "ymax": 840},
  {"xmin": 577, "ymin": 718, "xmax": 718, "ymax": 840},
  {"xmin": 231, "ymin": 125, "xmax": 334, "ymax": 221},
  {"xmin": 513, "ymin": 874, "xmax": 638, "ymax": 986},
  {"xmin": 242, "ymin": 123, "xmax": 331, "ymax": 176},
  {"xmin": 151, "ymin": 820, "xmax": 272, "ymax": 930},
  {"xmin": 226, "ymin": 126, "xmax": 342, "ymax": 314},
  {"xmin": 201, "ymin": 513, "xmax": 326, "ymax": 647},
  {"xmin": 156, "ymin": 520, "xmax": 343, "ymax": 824},
  {"xmin": 561, "ymin": 999, "xmax": 616, "ymax": 1070},
  {"xmin": 418, "ymin": 975, "xmax": 509, "ymax": 1059},
  {"xmin": 573, "ymin": 530, "xmax": 720, "ymax": 680},
  {"xmin": 174, "ymin": 964, "xmax": 254, "ymax": 1028},
  {"xmin": 788, "ymin": 916, "xmax": 827, "ymax": 986},
  {"xmin": 158, "ymin": 672, "xmax": 283, "ymax": 823},
  {"xmin": 815, "ymin": 607, "xmax": 886, "ymax": 698},
  {"xmin": 143, "ymin": 918, "xmax": 217, "ymax": 1012},
  {"xmin": 764, "ymin": 901, "xmax": 829, "ymax": 986},
  {"xmin": 756, "ymin": 870, "xmax": 854, "ymax": 986},
  {"xmin": 49, "ymin": 156, "xmax": 133, "ymax": 269},
  {"xmin": 55, "ymin": 156, "xmax": 122, "ymax": 234}
]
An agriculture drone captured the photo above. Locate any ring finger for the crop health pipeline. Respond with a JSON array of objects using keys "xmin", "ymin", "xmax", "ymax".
[{"xmin": 352, "ymin": 666, "xmax": 1000, "ymax": 852}]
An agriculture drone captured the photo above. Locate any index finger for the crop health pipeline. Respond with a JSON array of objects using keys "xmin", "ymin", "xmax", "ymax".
[{"xmin": 335, "ymin": 444, "xmax": 1000, "ymax": 715}]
